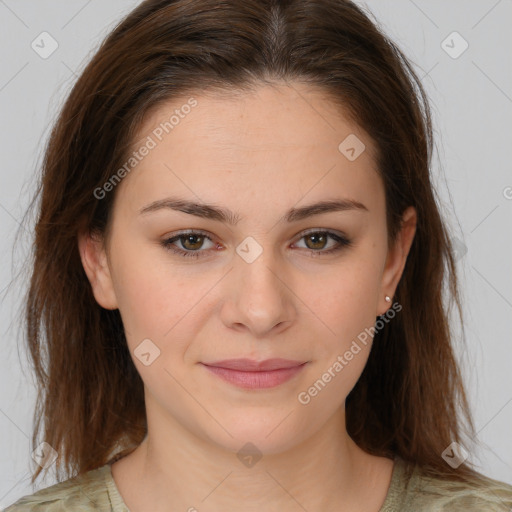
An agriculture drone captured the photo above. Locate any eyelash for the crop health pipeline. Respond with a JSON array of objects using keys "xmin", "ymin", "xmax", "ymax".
[{"xmin": 160, "ymin": 229, "xmax": 352, "ymax": 259}]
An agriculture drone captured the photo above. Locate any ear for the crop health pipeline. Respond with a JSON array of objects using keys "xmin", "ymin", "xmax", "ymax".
[
  {"xmin": 378, "ymin": 206, "xmax": 417, "ymax": 316},
  {"xmin": 78, "ymin": 229, "xmax": 118, "ymax": 310}
]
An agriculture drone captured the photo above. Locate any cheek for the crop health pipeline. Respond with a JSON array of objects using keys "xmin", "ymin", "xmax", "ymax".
[
  {"xmin": 304, "ymin": 257, "xmax": 383, "ymax": 346},
  {"xmin": 110, "ymin": 246, "xmax": 218, "ymax": 371},
  {"xmin": 112, "ymin": 264, "xmax": 196, "ymax": 391},
  {"xmin": 109, "ymin": 245, "xmax": 183, "ymax": 343},
  {"xmin": 295, "ymin": 266, "xmax": 380, "ymax": 411}
]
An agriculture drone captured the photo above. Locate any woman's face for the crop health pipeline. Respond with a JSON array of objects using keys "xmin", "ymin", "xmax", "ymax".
[{"xmin": 80, "ymin": 82, "xmax": 416, "ymax": 455}]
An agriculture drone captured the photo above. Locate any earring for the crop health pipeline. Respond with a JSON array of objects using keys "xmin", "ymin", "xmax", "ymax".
[{"xmin": 385, "ymin": 295, "xmax": 391, "ymax": 303}]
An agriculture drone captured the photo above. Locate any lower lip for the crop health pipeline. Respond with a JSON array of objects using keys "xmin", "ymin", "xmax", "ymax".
[{"xmin": 201, "ymin": 363, "xmax": 307, "ymax": 389}]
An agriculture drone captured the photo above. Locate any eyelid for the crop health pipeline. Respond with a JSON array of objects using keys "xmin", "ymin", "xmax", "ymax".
[
  {"xmin": 296, "ymin": 227, "xmax": 348, "ymax": 239},
  {"xmin": 164, "ymin": 228, "xmax": 213, "ymax": 238}
]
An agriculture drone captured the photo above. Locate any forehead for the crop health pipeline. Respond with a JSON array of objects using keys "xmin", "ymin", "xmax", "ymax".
[
  {"xmin": 115, "ymin": 82, "xmax": 382, "ymax": 216},
  {"xmin": 137, "ymin": 82, "xmax": 373, "ymax": 154}
]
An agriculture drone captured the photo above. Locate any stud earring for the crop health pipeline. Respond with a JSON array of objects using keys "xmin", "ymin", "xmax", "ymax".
[{"xmin": 385, "ymin": 295, "xmax": 391, "ymax": 303}]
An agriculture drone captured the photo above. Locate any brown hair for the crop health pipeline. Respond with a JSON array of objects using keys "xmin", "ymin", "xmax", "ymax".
[{"xmin": 19, "ymin": 0, "xmax": 483, "ymax": 485}]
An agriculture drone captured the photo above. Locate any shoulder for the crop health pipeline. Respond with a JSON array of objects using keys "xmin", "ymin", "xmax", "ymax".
[
  {"xmin": 398, "ymin": 458, "xmax": 512, "ymax": 511},
  {"xmin": 3, "ymin": 465, "xmax": 125, "ymax": 511}
]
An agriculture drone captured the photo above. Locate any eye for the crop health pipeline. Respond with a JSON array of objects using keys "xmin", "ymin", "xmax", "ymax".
[
  {"xmin": 292, "ymin": 229, "xmax": 352, "ymax": 257},
  {"xmin": 160, "ymin": 229, "xmax": 352, "ymax": 259},
  {"xmin": 161, "ymin": 230, "xmax": 217, "ymax": 259}
]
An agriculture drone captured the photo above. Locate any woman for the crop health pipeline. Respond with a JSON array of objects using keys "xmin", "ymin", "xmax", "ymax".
[{"xmin": 5, "ymin": 0, "xmax": 512, "ymax": 510}]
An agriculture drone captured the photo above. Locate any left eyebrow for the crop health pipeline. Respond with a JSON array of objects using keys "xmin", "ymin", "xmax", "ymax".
[{"xmin": 138, "ymin": 196, "xmax": 368, "ymax": 225}]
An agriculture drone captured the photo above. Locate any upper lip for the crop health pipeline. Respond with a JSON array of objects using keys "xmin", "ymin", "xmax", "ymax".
[{"xmin": 201, "ymin": 358, "xmax": 306, "ymax": 372}]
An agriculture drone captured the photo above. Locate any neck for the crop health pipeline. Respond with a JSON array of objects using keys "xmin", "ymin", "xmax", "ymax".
[{"xmin": 111, "ymin": 399, "xmax": 393, "ymax": 512}]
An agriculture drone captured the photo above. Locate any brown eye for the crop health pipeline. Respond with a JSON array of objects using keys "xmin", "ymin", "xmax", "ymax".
[
  {"xmin": 180, "ymin": 233, "xmax": 205, "ymax": 251},
  {"xmin": 161, "ymin": 230, "xmax": 216, "ymax": 259},
  {"xmin": 304, "ymin": 232, "xmax": 329, "ymax": 250},
  {"xmin": 293, "ymin": 230, "xmax": 352, "ymax": 257}
]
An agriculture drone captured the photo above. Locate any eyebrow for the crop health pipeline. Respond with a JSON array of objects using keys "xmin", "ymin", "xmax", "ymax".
[{"xmin": 139, "ymin": 196, "xmax": 368, "ymax": 224}]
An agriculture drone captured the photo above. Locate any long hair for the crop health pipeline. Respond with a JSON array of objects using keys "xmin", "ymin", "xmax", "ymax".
[{"xmin": 19, "ymin": 0, "xmax": 482, "ymax": 485}]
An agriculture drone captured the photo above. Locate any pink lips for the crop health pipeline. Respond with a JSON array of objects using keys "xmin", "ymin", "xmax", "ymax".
[{"xmin": 200, "ymin": 358, "xmax": 307, "ymax": 389}]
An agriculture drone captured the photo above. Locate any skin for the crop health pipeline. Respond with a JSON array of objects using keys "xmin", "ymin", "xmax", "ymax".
[{"xmin": 79, "ymin": 81, "xmax": 416, "ymax": 512}]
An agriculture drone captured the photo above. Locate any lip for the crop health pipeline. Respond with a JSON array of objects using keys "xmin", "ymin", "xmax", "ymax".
[
  {"xmin": 202, "ymin": 358, "xmax": 306, "ymax": 371},
  {"xmin": 200, "ymin": 359, "xmax": 308, "ymax": 389}
]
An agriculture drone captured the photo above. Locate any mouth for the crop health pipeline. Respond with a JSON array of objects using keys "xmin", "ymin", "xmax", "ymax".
[{"xmin": 200, "ymin": 358, "xmax": 308, "ymax": 389}]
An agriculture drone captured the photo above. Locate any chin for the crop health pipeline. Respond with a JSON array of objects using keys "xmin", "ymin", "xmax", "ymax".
[{"xmin": 200, "ymin": 410, "xmax": 307, "ymax": 457}]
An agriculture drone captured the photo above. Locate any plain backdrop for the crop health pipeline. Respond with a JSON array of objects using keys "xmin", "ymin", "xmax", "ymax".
[{"xmin": 1, "ymin": 0, "xmax": 511, "ymax": 507}]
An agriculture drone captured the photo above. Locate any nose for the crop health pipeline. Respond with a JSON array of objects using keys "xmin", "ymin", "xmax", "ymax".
[{"xmin": 220, "ymin": 243, "xmax": 296, "ymax": 338}]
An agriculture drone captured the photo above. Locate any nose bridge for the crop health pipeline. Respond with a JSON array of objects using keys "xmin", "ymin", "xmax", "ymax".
[
  {"xmin": 224, "ymin": 235, "xmax": 293, "ymax": 334},
  {"xmin": 236, "ymin": 234, "xmax": 283, "ymax": 301},
  {"xmin": 236, "ymin": 232, "xmax": 282, "ymax": 279}
]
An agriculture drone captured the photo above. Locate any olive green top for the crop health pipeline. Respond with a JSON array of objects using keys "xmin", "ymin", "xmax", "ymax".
[{"xmin": 5, "ymin": 456, "xmax": 512, "ymax": 511}]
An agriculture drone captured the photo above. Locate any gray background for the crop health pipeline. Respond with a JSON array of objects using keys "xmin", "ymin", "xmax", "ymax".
[{"xmin": 1, "ymin": 0, "xmax": 511, "ymax": 507}]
